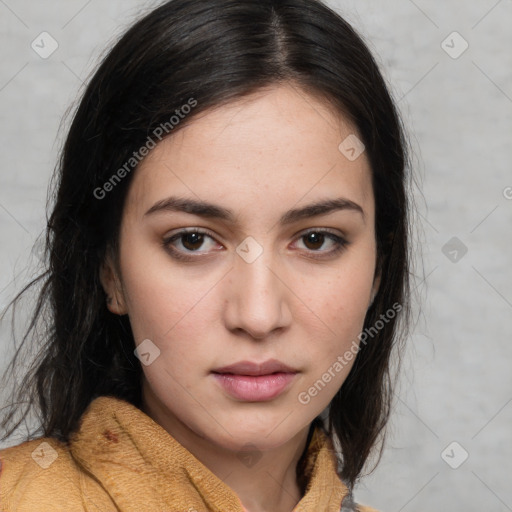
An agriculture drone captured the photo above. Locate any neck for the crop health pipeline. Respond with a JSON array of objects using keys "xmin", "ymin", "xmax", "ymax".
[
  {"xmin": 141, "ymin": 384, "xmax": 312, "ymax": 512},
  {"xmin": 210, "ymin": 428, "xmax": 310, "ymax": 512}
]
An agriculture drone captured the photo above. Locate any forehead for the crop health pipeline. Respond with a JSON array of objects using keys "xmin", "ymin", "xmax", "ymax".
[{"xmin": 125, "ymin": 84, "xmax": 374, "ymax": 224}]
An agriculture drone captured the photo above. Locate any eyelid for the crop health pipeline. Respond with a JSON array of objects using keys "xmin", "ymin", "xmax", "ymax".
[
  {"xmin": 162, "ymin": 226, "xmax": 349, "ymax": 260},
  {"xmin": 298, "ymin": 226, "xmax": 346, "ymax": 238},
  {"xmin": 161, "ymin": 228, "xmax": 221, "ymax": 262},
  {"xmin": 162, "ymin": 227, "xmax": 221, "ymax": 249},
  {"xmin": 164, "ymin": 226, "xmax": 219, "ymax": 240},
  {"xmin": 291, "ymin": 228, "xmax": 348, "ymax": 259}
]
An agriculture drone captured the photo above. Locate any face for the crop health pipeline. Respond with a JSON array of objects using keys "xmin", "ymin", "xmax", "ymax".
[{"xmin": 101, "ymin": 83, "xmax": 380, "ymax": 454}]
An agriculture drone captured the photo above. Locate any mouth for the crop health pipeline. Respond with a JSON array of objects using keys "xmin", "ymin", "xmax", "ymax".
[
  {"xmin": 211, "ymin": 359, "xmax": 298, "ymax": 402},
  {"xmin": 212, "ymin": 359, "xmax": 297, "ymax": 376}
]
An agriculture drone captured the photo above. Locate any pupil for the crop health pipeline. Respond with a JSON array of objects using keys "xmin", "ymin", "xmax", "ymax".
[
  {"xmin": 183, "ymin": 232, "xmax": 204, "ymax": 250},
  {"xmin": 305, "ymin": 232, "xmax": 324, "ymax": 250}
]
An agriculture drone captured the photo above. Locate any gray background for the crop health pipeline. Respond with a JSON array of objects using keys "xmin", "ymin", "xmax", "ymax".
[{"xmin": 0, "ymin": 1, "xmax": 511, "ymax": 511}]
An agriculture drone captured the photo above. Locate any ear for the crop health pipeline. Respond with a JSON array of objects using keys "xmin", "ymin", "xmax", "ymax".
[
  {"xmin": 369, "ymin": 265, "xmax": 381, "ymax": 308},
  {"xmin": 99, "ymin": 253, "xmax": 127, "ymax": 315}
]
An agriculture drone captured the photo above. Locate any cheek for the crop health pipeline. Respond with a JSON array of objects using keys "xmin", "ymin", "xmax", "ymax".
[
  {"xmin": 122, "ymin": 269, "xmax": 215, "ymax": 396},
  {"xmin": 293, "ymin": 266, "xmax": 373, "ymax": 411},
  {"xmin": 117, "ymin": 227, "xmax": 210, "ymax": 339},
  {"xmin": 118, "ymin": 242, "xmax": 223, "ymax": 385},
  {"xmin": 298, "ymin": 254, "xmax": 376, "ymax": 376},
  {"xmin": 308, "ymin": 262, "xmax": 374, "ymax": 335},
  {"xmin": 322, "ymin": 279, "xmax": 370, "ymax": 339}
]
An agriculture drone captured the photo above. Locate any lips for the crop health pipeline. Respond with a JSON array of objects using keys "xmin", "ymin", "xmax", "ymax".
[
  {"xmin": 212, "ymin": 359, "xmax": 297, "ymax": 376},
  {"xmin": 211, "ymin": 359, "xmax": 298, "ymax": 402}
]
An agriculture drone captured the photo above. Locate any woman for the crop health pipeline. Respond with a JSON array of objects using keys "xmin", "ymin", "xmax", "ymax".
[{"xmin": 0, "ymin": 0, "xmax": 412, "ymax": 510}]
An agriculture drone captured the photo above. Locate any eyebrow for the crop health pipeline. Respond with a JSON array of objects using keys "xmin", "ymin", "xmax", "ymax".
[{"xmin": 144, "ymin": 195, "xmax": 365, "ymax": 224}]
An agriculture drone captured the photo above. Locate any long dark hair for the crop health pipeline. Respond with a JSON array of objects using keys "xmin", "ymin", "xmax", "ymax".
[{"xmin": 0, "ymin": 0, "xmax": 413, "ymax": 488}]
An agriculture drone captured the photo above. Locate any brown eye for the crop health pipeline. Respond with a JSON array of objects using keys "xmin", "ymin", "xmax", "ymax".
[
  {"xmin": 302, "ymin": 232, "xmax": 325, "ymax": 251},
  {"xmin": 294, "ymin": 229, "xmax": 348, "ymax": 259},
  {"xmin": 181, "ymin": 232, "xmax": 205, "ymax": 251},
  {"xmin": 162, "ymin": 228, "xmax": 222, "ymax": 261}
]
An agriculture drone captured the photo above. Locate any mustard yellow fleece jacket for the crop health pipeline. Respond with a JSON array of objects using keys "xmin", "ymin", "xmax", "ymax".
[{"xmin": 0, "ymin": 396, "xmax": 377, "ymax": 512}]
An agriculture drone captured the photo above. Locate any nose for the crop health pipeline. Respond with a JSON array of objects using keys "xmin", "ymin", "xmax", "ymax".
[{"xmin": 223, "ymin": 246, "xmax": 292, "ymax": 340}]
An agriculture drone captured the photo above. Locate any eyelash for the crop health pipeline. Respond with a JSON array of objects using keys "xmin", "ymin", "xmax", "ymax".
[{"xmin": 162, "ymin": 228, "xmax": 349, "ymax": 261}]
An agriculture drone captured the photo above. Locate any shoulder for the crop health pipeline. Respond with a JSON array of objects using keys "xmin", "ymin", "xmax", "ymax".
[{"xmin": 0, "ymin": 437, "xmax": 114, "ymax": 511}]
